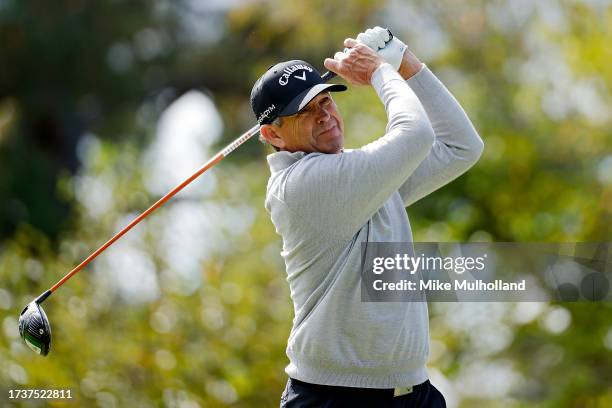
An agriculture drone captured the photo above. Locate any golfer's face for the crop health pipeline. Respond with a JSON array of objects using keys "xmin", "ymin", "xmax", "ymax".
[{"xmin": 280, "ymin": 92, "xmax": 344, "ymax": 154}]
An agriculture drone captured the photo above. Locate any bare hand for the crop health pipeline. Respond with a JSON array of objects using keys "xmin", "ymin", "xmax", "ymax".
[{"xmin": 324, "ymin": 38, "xmax": 384, "ymax": 86}]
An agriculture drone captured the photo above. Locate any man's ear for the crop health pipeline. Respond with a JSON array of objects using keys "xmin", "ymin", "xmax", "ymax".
[{"xmin": 260, "ymin": 124, "xmax": 286, "ymax": 150}]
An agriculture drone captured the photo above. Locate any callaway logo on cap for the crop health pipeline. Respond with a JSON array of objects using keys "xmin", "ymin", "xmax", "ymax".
[{"xmin": 251, "ymin": 60, "xmax": 346, "ymax": 125}]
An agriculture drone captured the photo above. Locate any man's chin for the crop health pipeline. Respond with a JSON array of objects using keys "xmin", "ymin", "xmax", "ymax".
[{"xmin": 321, "ymin": 139, "xmax": 344, "ymax": 154}]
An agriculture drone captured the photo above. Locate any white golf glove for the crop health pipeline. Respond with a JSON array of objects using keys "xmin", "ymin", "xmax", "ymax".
[{"xmin": 356, "ymin": 26, "xmax": 407, "ymax": 71}]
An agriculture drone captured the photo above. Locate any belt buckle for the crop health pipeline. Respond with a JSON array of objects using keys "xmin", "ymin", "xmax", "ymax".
[{"xmin": 393, "ymin": 386, "xmax": 413, "ymax": 397}]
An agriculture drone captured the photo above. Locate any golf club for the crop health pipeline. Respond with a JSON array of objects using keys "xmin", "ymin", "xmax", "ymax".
[{"xmin": 19, "ymin": 70, "xmax": 340, "ymax": 356}]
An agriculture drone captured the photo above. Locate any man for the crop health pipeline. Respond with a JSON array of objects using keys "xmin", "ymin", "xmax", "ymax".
[{"xmin": 251, "ymin": 27, "xmax": 483, "ymax": 407}]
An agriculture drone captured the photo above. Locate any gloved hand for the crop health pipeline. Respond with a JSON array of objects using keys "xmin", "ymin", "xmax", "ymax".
[{"xmin": 355, "ymin": 26, "xmax": 407, "ymax": 71}]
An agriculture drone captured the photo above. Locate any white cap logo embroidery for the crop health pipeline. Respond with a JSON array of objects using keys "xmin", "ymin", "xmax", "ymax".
[
  {"xmin": 279, "ymin": 64, "xmax": 313, "ymax": 86},
  {"xmin": 257, "ymin": 104, "xmax": 276, "ymax": 123}
]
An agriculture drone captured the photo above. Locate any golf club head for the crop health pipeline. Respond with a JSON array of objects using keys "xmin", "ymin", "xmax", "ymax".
[{"xmin": 19, "ymin": 300, "xmax": 51, "ymax": 356}]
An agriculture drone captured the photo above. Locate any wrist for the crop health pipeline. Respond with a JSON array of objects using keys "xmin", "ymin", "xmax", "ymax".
[{"xmin": 398, "ymin": 50, "xmax": 423, "ymax": 80}]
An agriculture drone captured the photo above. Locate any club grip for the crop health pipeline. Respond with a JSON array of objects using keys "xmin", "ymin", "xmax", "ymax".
[
  {"xmin": 321, "ymin": 71, "xmax": 336, "ymax": 82},
  {"xmin": 321, "ymin": 28, "xmax": 394, "ymax": 83}
]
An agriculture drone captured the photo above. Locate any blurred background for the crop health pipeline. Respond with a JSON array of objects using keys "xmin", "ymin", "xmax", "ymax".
[{"xmin": 1, "ymin": 0, "xmax": 611, "ymax": 407}]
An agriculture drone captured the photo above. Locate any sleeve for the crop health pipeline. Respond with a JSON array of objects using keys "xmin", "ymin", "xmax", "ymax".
[
  {"xmin": 398, "ymin": 65, "xmax": 484, "ymax": 206},
  {"xmin": 284, "ymin": 63, "xmax": 435, "ymax": 239}
]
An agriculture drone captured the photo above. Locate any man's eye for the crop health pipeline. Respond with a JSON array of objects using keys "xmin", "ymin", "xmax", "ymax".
[{"xmin": 299, "ymin": 106, "xmax": 314, "ymax": 115}]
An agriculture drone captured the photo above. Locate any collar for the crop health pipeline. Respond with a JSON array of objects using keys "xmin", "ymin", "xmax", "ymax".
[
  {"xmin": 266, "ymin": 149, "xmax": 351, "ymax": 173},
  {"xmin": 266, "ymin": 150, "xmax": 309, "ymax": 173}
]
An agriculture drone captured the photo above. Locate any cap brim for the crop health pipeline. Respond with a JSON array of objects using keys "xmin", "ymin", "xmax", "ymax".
[{"xmin": 279, "ymin": 83, "xmax": 347, "ymax": 117}]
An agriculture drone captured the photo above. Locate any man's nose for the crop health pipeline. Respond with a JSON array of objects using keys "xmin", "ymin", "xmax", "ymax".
[{"xmin": 316, "ymin": 106, "xmax": 331, "ymax": 123}]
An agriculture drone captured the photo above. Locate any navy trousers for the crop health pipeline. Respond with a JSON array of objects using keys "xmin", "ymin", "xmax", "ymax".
[{"xmin": 280, "ymin": 378, "xmax": 447, "ymax": 408}]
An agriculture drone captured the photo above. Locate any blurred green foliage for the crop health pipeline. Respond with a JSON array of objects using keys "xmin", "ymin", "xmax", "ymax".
[{"xmin": 1, "ymin": 0, "xmax": 611, "ymax": 407}]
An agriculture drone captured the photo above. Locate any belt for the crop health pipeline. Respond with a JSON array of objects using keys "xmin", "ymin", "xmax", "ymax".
[
  {"xmin": 393, "ymin": 385, "xmax": 413, "ymax": 397},
  {"xmin": 290, "ymin": 378, "xmax": 428, "ymax": 397}
]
